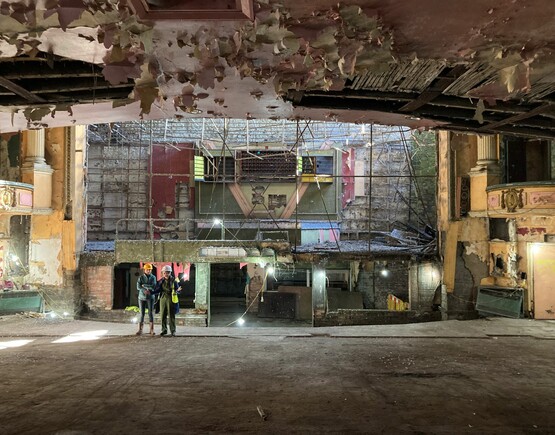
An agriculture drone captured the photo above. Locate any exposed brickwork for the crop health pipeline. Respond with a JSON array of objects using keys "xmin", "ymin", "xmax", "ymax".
[
  {"xmin": 315, "ymin": 309, "xmax": 441, "ymax": 326},
  {"xmin": 355, "ymin": 260, "xmax": 409, "ymax": 309},
  {"xmin": 82, "ymin": 265, "xmax": 113, "ymax": 311}
]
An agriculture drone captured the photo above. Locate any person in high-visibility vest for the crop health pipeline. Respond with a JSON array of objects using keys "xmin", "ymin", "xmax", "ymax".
[
  {"xmin": 154, "ymin": 265, "xmax": 180, "ymax": 336},
  {"xmin": 136, "ymin": 263, "xmax": 156, "ymax": 336}
]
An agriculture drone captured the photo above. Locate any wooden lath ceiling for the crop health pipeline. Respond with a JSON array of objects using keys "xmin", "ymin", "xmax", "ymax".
[
  {"xmin": 288, "ymin": 60, "xmax": 555, "ymax": 140},
  {"xmin": 0, "ymin": 54, "xmax": 135, "ymax": 107}
]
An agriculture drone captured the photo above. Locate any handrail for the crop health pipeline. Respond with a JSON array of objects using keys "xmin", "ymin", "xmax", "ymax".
[{"xmin": 114, "ymin": 218, "xmax": 296, "ymax": 242}]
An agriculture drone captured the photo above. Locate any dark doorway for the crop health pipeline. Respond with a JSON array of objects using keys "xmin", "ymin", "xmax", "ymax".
[
  {"xmin": 113, "ymin": 263, "xmax": 134, "ymax": 309},
  {"xmin": 209, "ymin": 263, "xmax": 246, "ymax": 326},
  {"xmin": 505, "ymin": 137, "xmax": 550, "ymax": 183}
]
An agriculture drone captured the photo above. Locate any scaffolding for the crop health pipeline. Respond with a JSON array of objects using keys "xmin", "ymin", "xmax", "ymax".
[{"xmin": 86, "ymin": 119, "xmax": 437, "ymax": 247}]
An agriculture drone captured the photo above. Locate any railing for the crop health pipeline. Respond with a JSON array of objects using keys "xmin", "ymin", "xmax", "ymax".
[
  {"xmin": 115, "ymin": 218, "xmax": 295, "ymax": 242},
  {"xmin": 487, "ymin": 181, "xmax": 555, "ymax": 216},
  {"xmin": 0, "ymin": 181, "xmax": 33, "ymax": 214}
]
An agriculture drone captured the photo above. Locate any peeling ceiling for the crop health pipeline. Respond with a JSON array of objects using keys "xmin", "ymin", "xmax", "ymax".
[{"xmin": 1, "ymin": 0, "xmax": 555, "ymax": 137}]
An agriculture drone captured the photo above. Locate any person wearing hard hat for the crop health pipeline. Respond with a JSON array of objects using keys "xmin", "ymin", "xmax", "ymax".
[
  {"xmin": 153, "ymin": 264, "xmax": 180, "ymax": 336},
  {"xmin": 136, "ymin": 263, "xmax": 157, "ymax": 336}
]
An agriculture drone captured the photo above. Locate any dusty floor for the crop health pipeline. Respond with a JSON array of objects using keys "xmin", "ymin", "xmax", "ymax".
[{"xmin": 1, "ymin": 317, "xmax": 555, "ymax": 434}]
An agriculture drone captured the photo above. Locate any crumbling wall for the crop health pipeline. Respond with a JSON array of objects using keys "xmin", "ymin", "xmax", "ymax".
[
  {"xmin": 355, "ymin": 259, "xmax": 410, "ymax": 310},
  {"xmin": 448, "ymin": 243, "xmax": 484, "ymax": 319},
  {"xmin": 79, "ymin": 252, "xmax": 116, "ymax": 313}
]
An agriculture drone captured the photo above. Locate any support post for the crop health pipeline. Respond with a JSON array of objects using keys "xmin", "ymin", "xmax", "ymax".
[
  {"xmin": 469, "ymin": 134, "xmax": 501, "ymax": 213},
  {"xmin": 21, "ymin": 129, "xmax": 53, "ymax": 211},
  {"xmin": 194, "ymin": 263, "xmax": 210, "ymax": 325},
  {"xmin": 312, "ymin": 263, "xmax": 327, "ymax": 325}
]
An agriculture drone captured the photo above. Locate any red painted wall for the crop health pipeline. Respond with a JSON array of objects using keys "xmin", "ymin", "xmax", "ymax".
[{"xmin": 149, "ymin": 143, "xmax": 194, "ymax": 237}]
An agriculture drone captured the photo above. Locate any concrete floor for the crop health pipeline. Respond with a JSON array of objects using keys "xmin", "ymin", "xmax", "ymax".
[{"xmin": 1, "ymin": 316, "xmax": 555, "ymax": 434}]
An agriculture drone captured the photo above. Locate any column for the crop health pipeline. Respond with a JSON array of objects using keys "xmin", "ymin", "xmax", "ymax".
[
  {"xmin": 469, "ymin": 134, "xmax": 500, "ymax": 213},
  {"xmin": 21, "ymin": 129, "xmax": 53, "ymax": 210},
  {"xmin": 312, "ymin": 263, "xmax": 327, "ymax": 325},
  {"xmin": 194, "ymin": 263, "xmax": 210, "ymax": 322},
  {"xmin": 474, "ymin": 134, "xmax": 500, "ymax": 170}
]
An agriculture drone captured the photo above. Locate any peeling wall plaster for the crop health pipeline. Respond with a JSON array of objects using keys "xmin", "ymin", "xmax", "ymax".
[
  {"xmin": 0, "ymin": 1, "xmax": 394, "ymax": 123},
  {"xmin": 2, "ymin": 1, "xmax": 555, "ymax": 130},
  {"xmin": 29, "ymin": 238, "xmax": 62, "ymax": 286}
]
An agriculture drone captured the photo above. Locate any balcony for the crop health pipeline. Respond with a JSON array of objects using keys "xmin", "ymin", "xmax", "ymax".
[
  {"xmin": 0, "ymin": 181, "xmax": 33, "ymax": 215},
  {"xmin": 487, "ymin": 181, "xmax": 555, "ymax": 217}
]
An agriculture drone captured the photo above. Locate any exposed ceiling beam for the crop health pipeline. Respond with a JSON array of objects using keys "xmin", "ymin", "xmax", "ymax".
[
  {"xmin": 0, "ymin": 76, "xmax": 47, "ymax": 103},
  {"xmin": 399, "ymin": 65, "xmax": 468, "ymax": 112},
  {"xmin": 292, "ymin": 93, "xmax": 555, "ymax": 139},
  {"xmin": 293, "ymin": 89, "xmax": 540, "ymax": 117},
  {"xmin": 477, "ymin": 102, "xmax": 554, "ymax": 131}
]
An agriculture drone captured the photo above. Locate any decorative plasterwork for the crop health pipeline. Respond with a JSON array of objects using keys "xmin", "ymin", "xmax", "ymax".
[
  {"xmin": 0, "ymin": 187, "xmax": 16, "ymax": 210},
  {"xmin": 529, "ymin": 191, "xmax": 555, "ymax": 205},
  {"xmin": 0, "ymin": 182, "xmax": 34, "ymax": 213},
  {"xmin": 488, "ymin": 193, "xmax": 499, "ymax": 208},
  {"xmin": 501, "ymin": 188, "xmax": 524, "ymax": 213}
]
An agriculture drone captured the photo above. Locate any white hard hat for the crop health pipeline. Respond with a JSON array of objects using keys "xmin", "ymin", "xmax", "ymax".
[{"xmin": 162, "ymin": 265, "xmax": 172, "ymax": 273}]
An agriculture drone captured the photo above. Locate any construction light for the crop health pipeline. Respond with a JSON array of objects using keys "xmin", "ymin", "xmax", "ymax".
[
  {"xmin": 213, "ymin": 218, "xmax": 221, "ymax": 225},
  {"xmin": 267, "ymin": 266, "xmax": 275, "ymax": 275},
  {"xmin": 380, "ymin": 267, "xmax": 390, "ymax": 278},
  {"xmin": 237, "ymin": 317, "xmax": 245, "ymax": 326}
]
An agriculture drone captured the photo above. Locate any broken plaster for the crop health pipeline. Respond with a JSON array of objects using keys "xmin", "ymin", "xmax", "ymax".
[{"xmin": 1, "ymin": 0, "xmax": 395, "ymax": 122}]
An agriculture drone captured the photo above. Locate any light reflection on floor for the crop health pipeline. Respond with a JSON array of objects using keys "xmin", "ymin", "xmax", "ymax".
[
  {"xmin": 0, "ymin": 339, "xmax": 34, "ymax": 350},
  {"xmin": 52, "ymin": 330, "xmax": 108, "ymax": 344}
]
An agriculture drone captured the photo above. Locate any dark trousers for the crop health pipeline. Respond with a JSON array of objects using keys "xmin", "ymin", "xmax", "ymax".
[
  {"xmin": 139, "ymin": 298, "xmax": 154, "ymax": 323},
  {"xmin": 160, "ymin": 294, "xmax": 176, "ymax": 334}
]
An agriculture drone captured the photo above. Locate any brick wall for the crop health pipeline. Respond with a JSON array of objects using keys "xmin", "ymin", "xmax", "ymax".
[
  {"xmin": 82, "ymin": 265, "xmax": 113, "ymax": 311},
  {"xmin": 315, "ymin": 309, "xmax": 441, "ymax": 326},
  {"xmin": 355, "ymin": 260, "xmax": 409, "ymax": 309}
]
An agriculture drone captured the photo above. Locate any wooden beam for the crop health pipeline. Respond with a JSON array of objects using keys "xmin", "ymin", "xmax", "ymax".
[
  {"xmin": 399, "ymin": 65, "xmax": 468, "ymax": 112},
  {"xmin": 228, "ymin": 183, "xmax": 253, "ymax": 217},
  {"xmin": 281, "ymin": 183, "xmax": 309, "ymax": 219},
  {"xmin": 477, "ymin": 102, "xmax": 553, "ymax": 131},
  {"xmin": 0, "ymin": 76, "xmax": 46, "ymax": 103}
]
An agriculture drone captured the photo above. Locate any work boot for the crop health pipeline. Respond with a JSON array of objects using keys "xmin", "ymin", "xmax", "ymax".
[
  {"xmin": 149, "ymin": 322, "xmax": 155, "ymax": 336},
  {"xmin": 136, "ymin": 322, "xmax": 143, "ymax": 336}
]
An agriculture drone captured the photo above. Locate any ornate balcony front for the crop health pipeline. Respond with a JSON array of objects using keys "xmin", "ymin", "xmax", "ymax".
[
  {"xmin": 487, "ymin": 181, "xmax": 555, "ymax": 217},
  {"xmin": 0, "ymin": 181, "xmax": 34, "ymax": 215}
]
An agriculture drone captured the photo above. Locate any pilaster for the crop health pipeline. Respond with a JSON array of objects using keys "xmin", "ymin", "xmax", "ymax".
[
  {"xmin": 469, "ymin": 134, "xmax": 501, "ymax": 213},
  {"xmin": 21, "ymin": 129, "xmax": 53, "ymax": 210}
]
